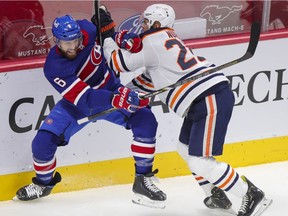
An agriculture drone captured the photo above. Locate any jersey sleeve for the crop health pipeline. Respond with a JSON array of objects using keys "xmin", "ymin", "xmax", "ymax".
[
  {"xmin": 103, "ymin": 37, "xmax": 156, "ymax": 74},
  {"xmin": 44, "ymin": 58, "xmax": 113, "ymax": 116},
  {"xmin": 77, "ymin": 19, "xmax": 97, "ymax": 45}
]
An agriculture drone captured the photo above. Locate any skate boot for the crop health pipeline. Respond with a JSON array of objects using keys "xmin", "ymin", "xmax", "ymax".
[
  {"xmin": 132, "ymin": 169, "xmax": 166, "ymax": 209},
  {"xmin": 204, "ymin": 187, "xmax": 232, "ymax": 210},
  {"xmin": 238, "ymin": 176, "xmax": 266, "ymax": 216},
  {"xmin": 14, "ymin": 172, "xmax": 62, "ymax": 201}
]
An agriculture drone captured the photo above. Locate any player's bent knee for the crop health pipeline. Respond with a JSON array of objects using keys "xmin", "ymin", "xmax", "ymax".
[
  {"xmin": 177, "ymin": 141, "xmax": 189, "ymax": 161},
  {"xmin": 129, "ymin": 108, "xmax": 158, "ymax": 137},
  {"xmin": 186, "ymin": 155, "xmax": 216, "ymax": 177},
  {"xmin": 32, "ymin": 130, "xmax": 59, "ymax": 161}
]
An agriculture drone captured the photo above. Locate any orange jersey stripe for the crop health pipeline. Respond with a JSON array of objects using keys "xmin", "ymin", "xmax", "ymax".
[
  {"xmin": 219, "ymin": 168, "xmax": 235, "ymax": 189},
  {"xmin": 205, "ymin": 95, "xmax": 215, "ymax": 156},
  {"xmin": 112, "ymin": 51, "xmax": 122, "ymax": 72},
  {"xmin": 170, "ymin": 82, "xmax": 191, "ymax": 108},
  {"xmin": 195, "ymin": 176, "xmax": 204, "ymax": 181},
  {"xmin": 136, "ymin": 76, "xmax": 154, "ymax": 88}
]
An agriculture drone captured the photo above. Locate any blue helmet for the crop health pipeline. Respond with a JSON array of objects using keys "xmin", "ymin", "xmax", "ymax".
[{"xmin": 52, "ymin": 15, "xmax": 82, "ymax": 41}]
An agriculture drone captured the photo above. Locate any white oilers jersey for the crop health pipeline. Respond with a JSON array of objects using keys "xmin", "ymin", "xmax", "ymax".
[{"xmin": 104, "ymin": 28, "xmax": 228, "ymax": 117}]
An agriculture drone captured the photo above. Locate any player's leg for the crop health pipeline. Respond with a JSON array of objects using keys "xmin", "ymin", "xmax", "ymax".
[
  {"xmin": 128, "ymin": 108, "xmax": 166, "ymax": 208},
  {"xmin": 15, "ymin": 130, "xmax": 62, "ymax": 201},
  {"xmin": 178, "ymin": 137, "xmax": 232, "ymax": 211},
  {"xmin": 178, "ymin": 118, "xmax": 216, "ymax": 198},
  {"xmin": 183, "ymin": 85, "xmax": 268, "ymax": 215},
  {"xmin": 178, "ymin": 85, "xmax": 238, "ymax": 213},
  {"xmin": 15, "ymin": 100, "xmax": 86, "ymax": 201},
  {"xmin": 104, "ymin": 108, "xmax": 166, "ymax": 208}
]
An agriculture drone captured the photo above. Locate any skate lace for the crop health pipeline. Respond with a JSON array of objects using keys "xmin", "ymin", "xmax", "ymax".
[
  {"xmin": 144, "ymin": 176, "xmax": 161, "ymax": 193},
  {"xmin": 25, "ymin": 183, "xmax": 44, "ymax": 198},
  {"xmin": 239, "ymin": 194, "xmax": 249, "ymax": 213}
]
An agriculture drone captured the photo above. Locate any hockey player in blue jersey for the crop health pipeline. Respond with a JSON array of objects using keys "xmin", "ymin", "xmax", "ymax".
[{"xmin": 14, "ymin": 10, "xmax": 166, "ymax": 208}]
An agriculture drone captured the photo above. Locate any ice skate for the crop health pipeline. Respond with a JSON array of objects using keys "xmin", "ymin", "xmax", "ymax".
[
  {"xmin": 14, "ymin": 172, "xmax": 62, "ymax": 201},
  {"xmin": 204, "ymin": 187, "xmax": 236, "ymax": 215},
  {"xmin": 132, "ymin": 169, "xmax": 166, "ymax": 209},
  {"xmin": 238, "ymin": 176, "xmax": 272, "ymax": 216}
]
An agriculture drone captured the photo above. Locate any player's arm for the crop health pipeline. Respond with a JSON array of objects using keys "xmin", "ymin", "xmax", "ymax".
[
  {"xmin": 91, "ymin": 5, "xmax": 142, "ymax": 53},
  {"xmin": 103, "ymin": 37, "xmax": 153, "ymax": 74},
  {"xmin": 44, "ymin": 69, "xmax": 113, "ymax": 114},
  {"xmin": 44, "ymin": 63, "xmax": 149, "ymax": 115}
]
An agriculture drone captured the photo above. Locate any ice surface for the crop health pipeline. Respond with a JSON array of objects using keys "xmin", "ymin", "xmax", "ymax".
[{"xmin": 1, "ymin": 161, "xmax": 287, "ymax": 216}]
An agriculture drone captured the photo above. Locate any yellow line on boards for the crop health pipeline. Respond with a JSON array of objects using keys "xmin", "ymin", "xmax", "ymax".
[{"xmin": 1, "ymin": 136, "xmax": 288, "ymax": 201}]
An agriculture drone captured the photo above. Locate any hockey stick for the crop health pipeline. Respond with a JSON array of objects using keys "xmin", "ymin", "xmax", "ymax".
[
  {"xmin": 93, "ymin": 0, "xmax": 102, "ymax": 46},
  {"xmin": 77, "ymin": 22, "xmax": 260, "ymax": 125}
]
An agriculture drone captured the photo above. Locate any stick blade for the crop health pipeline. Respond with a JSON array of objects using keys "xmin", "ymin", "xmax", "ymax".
[{"xmin": 247, "ymin": 22, "xmax": 261, "ymax": 56}]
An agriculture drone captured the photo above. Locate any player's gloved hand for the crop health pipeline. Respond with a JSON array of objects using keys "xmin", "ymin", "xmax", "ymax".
[
  {"xmin": 111, "ymin": 87, "xmax": 150, "ymax": 112},
  {"xmin": 114, "ymin": 30, "xmax": 142, "ymax": 53},
  {"xmin": 91, "ymin": 5, "xmax": 116, "ymax": 41}
]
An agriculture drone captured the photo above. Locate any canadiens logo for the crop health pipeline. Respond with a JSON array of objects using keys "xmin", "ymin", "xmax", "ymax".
[
  {"xmin": 23, "ymin": 25, "xmax": 53, "ymax": 45},
  {"xmin": 200, "ymin": 5, "xmax": 243, "ymax": 25},
  {"xmin": 90, "ymin": 44, "xmax": 102, "ymax": 65},
  {"xmin": 117, "ymin": 14, "xmax": 143, "ymax": 34}
]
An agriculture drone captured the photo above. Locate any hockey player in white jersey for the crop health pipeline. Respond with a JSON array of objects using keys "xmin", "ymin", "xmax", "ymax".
[{"xmin": 103, "ymin": 4, "xmax": 272, "ymax": 216}]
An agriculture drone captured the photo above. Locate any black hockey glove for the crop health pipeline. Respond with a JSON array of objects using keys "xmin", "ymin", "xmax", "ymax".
[{"xmin": 91, "ymin": 6, "xmax": 116, "ymax": 41}]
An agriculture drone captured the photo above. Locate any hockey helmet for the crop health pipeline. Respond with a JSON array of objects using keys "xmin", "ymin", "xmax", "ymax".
[
  {"xmin": 142, "ymin": 4, "xmax": 175, "ymax": 29},
  {"xmin": 52, "ymin": 15, "xmax": 82, "ymax": 41}
]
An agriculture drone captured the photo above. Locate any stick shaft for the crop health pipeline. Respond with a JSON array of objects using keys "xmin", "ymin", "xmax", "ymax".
[{"xmin": 94, "ymin": 0, "xmax": 102, "ymax": 46}]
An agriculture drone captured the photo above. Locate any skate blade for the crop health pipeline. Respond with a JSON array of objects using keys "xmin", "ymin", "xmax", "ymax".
[
  {"xmin": 252, "ymin": 197, "xmax": 273, "ymax": 216},
  {"xmin": 12, "ymin": 196, "xmax": 19, "ymax": 201},
  {"xmin": 209, "ymin": 207, "xmax": 237, "ymax": 215},
  {"xmin": 132, "ymin": 193, "xmax": 166, "ymax": 209}
]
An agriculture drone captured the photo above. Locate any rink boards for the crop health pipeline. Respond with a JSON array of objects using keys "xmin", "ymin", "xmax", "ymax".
[{"xmin": 0, "ymin": 34, "xmax": 287, "ymax": 201}]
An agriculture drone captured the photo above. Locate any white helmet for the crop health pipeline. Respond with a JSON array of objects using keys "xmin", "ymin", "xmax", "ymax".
[{"xmin": 143, "ymin": 4, "xmax": 175, "ymax": 29}]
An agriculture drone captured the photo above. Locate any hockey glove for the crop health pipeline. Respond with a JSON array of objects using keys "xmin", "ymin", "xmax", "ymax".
[
  {"xmin": 111, "ymin": 87, "xmax": 150, "ymax": 112},
  {"xmin": 115, "ymin": 30, "xmax": 143, "ymax": 53},
  {"xmin": 91, "ymin": 5, "xmax": 116, "ymax": 41}
]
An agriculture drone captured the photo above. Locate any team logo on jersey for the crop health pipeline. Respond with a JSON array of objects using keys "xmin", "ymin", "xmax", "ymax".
[
  {"xmin": 91, "ymin": 44, "xmax": 102, "ymax": 65},
  {"xmin": 117, "ymin": 14, "xmax": 143, "ymax": 34},
  {"xmin": 200, "ymin": 5, "xmax": 243, "ymax": 25},
  {"xmin": 23, "ymin": 25, "xmax": 53, "ymax": 45}
]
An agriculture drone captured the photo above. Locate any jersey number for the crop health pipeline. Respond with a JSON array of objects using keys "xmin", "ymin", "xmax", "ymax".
[
  {"xmin": 165, "ymin": 39, "xmax": 197, "ymax": 70},
  {"xmin": 54, "ymin": 78, "xmax": 66, "ymax": 87}
]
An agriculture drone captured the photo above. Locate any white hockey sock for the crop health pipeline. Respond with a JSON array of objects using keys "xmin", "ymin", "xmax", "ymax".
[
  {"xmin": 186, "ymin": 156, "xmax": 248, "ymax": 198},
  {"xmin": 192, "ymin": 172, "xmax": 214, "ymax": 197}
]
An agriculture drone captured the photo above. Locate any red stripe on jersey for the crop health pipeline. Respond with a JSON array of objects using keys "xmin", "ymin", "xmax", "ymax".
[
  {"xmin": 34, "ymin": 159, "xmax": 57, "ymax": 172},
  {"xmin": 78, "ymin": 45, "xmax": 102, "ymax": 81},
  {"xmin": 131, "ymin": 144, "xmax": 155, "ymax": 154},
  {"xmin": 81, "ymin": 29, "xmax": 89, "ymax": 47},
  {"xmin": 98, "ymin": 72, "xmax": 111, "ymax": 88},
  {"xmin": 64, "ymin": 80, "xmax": 88, "ymax": 103}
]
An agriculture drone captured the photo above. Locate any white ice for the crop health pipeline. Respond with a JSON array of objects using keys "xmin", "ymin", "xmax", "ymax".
[{"xmin": 1, "ymin": 161, "xmax": 287, "ymax": 216}]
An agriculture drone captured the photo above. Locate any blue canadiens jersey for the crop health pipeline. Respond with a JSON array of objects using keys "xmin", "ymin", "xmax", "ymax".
[{"xmin": 44, "ymin": 19, "xmax": 121, "ymax": 116}]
